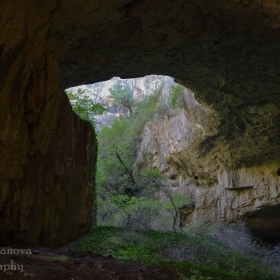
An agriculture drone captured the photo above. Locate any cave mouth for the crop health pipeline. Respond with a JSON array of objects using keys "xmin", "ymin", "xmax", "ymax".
[
  {"xmin": 246, "ymin": 204, "xmax": 280, "ymax": 241},
  {"xmin": 67, "ymin": 77, "xmax": 280, "ymax": 243}
]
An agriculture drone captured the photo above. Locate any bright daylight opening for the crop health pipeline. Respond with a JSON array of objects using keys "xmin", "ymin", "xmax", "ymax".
[
  {"xmin": 66, "ymin": 74, "xmax": 195, "ymax": 231},
  {"xmin": 64, "ymin": 75, "xmax": 280, "ymax": 279}
]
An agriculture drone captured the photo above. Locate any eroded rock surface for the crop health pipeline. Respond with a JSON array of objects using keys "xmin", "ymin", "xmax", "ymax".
[{"xmin": 136, "ymin": 89, "xmax": 280, "ymax": 238}]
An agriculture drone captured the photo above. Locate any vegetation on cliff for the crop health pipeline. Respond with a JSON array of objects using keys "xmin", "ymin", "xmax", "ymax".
[
  {"xmin": 66, "ymin": 88, "xmax": 107, "ymax": 123},
  {"xmin": 170, "ymin": 84, "xmax": 184, "ymax": 109},
  {"xmin": 108, "ymin": 82, "xmax": 135, "ymax": 115}
]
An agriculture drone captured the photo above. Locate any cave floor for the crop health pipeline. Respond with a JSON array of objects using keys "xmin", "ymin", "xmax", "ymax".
[{"xmin": 0, "ymin": 248, "xmax": 179, "ymax": 280}]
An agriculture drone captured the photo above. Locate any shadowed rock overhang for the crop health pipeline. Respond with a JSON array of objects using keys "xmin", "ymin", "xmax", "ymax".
[{"xmin": 49, "ymin": 0, "xmax": 280, "ymax": 167}]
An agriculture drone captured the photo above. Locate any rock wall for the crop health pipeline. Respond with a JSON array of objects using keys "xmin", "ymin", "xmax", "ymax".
[
  {"xmin": 0, "ymin": 1, "xmax": 96, "ymax": 247},
  {"xmin": 182, "ymin": 165, "xmax": 280, "ymax": 238},
  {"xmin": 136, "ymin": 89, "xmax": 280, "ymax": 238}
]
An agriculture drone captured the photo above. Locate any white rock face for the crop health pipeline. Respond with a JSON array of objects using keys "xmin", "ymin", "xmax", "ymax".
[
  {"xmin": 136, "ymin": 88, "xmax": 280, "ymax": 238},
  {"xmin": 180, "ymin": 164, "xmax": 280, "ymax": 238},
  {"xmin": 136, "ymin": 87, "xmax": 220, "ymax": 182}
]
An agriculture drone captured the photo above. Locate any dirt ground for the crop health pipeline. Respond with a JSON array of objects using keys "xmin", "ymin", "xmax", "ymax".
[{"xmin": 0, "ymin": 248, "xmax": 180, "ymax": 280}]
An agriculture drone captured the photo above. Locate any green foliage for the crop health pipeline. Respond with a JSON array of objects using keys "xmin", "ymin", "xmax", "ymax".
[
  {"xmin": 73, "ymin": 226, "xmax": 280, "ymax": 280},
  {"xmin": 132, "ymin": 82, "xmax": 167, "ymax": 130},
  {"xmin": 108, "ymin": 83, "xmax": 135, "ymax": 114},
  {"xmin": 97, "ymin": 191, "xmax": 164, "ymax": 229},
  {"xmin": 97, "ymin": 83, "xmax": 166, "ymax": 196},
  {"xmin": 97, "ymin": 117, "xmax": 135, "ymax": 195},
  {"xmin": 170, "ymin": 84, "xmax": 184, "ymax": 109},
  {"xmin": 164, "ymin": 193, "xmax": 193, "ymax": 211},
  {"xmin": 97, "ymin": 188, "xmax": 193, "ymax": 231},
  {"xmin": 140, "ymin": 167, "xmax": 162, "ymax": 178},
  {"xmin": 66, "ymin": 88, "xmax": 107, "ymax": 123}
]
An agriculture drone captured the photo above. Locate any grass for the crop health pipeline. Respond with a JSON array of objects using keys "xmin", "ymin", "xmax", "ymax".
[
  {"xmin": 36, "ymin": 253, "xmax": 68, "ymax": 262},
  {"xmin": 72, "ymin": 226, "xmax": 279, "ymax": 280}
]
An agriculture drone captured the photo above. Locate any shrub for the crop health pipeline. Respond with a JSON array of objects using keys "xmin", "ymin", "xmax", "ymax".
[
  {"xmin": 108, "ymin": 82, "xmax": 135, "ymax": 115},
  {"xmin": 170, "ymin": 84, "xmax": 184, "ymax": 109},
  {"xmin": 66, "ymin": 88, "xmax": 107, "ymax": 124},
  {"xmin": 97, "ymin": 186, "xmax": 194, "ymax": 232}
]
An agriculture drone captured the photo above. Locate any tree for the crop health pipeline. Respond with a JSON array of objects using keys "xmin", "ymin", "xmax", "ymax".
[
  {"xmin": 97, "ymin": 117, "xmax": 136, "ymax": 195},
  {"xmin": 139, "ymin": 169, "xmax": 193, "ymax": 232},
  {"xmin": 97, "ymin": 172, "xmax": 194, "ymax": 232},
  {"xmin": 108, "ymin": 83, "xmax": 135, "ymax": 115},
  {"xmin": 97, "ymin": 83, "xmax": 166, "ymax": 196},
  {"xmin": 65, "ymin": 88, "xmax": 107, "ymax": 123}
]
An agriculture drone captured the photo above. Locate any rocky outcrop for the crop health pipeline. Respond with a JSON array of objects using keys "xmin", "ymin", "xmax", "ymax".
[
  {"xmin": 181, "ymin": 164, "xmax": 280, "ymax": 238},
  {"xmin": 2, "ymin": 0, "xmax": 280, "ymax": 244},
  {"xmin": 0, "ymin": 2, "xmax": 96, "ymax": 247},
  {"xmin": 136, "ymin": 88, "xmax": 280, "ymax": 238}
]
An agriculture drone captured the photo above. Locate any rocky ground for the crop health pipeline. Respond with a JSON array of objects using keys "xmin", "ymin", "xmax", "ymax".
[{"xmin": 0, "ymin": 248, "xmax": 179, "ymax": 280}]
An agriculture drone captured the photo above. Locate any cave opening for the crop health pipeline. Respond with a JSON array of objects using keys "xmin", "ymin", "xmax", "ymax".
[
  {"xmin": 246, "ymin": 204, "xmax": 280, "ymax": 244},
  {"xmin": 1, "ymin": 0, "xmax": 280, "ymax": 277},
  {"xmin": 65, "ymin": 74, "xmax": 198, "ymax": 229},
  {"xmin": 1, "ymin": 0, "xmax": 280, "ymax": 250},
  {"xmin": 68, "ymin": 75, "xmax": 280, "ymax": 242}
]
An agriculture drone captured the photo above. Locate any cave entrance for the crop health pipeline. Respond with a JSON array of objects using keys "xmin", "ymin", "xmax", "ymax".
[
  {"xmin": 246, "ymin": 204, "xmax": 280, "ymax": 243},
  {"xmin": 66, "ymin": 74, "xmax": 193, "ymax": 229}
]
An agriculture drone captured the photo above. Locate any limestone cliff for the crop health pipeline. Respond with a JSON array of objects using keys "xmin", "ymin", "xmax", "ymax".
[{"xmin": 136, "ymin": 88, "xmax": 280, "ymax": 238}]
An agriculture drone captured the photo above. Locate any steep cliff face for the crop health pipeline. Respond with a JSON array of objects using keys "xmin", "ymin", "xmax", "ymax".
[
  {"xmin": 0, "ymin": 1, "xmax": 96, "ymax": 247},
  {"xmin": 136, "ymin": 89, "xmax": 280, "ymax": 238}
]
